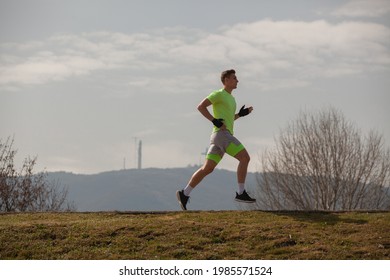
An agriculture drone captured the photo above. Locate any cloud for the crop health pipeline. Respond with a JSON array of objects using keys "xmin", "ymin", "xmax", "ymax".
[
  {"xmin": 0, "ymin": 51, "xmax": 105, "ymax": 86},
  {"xmin": 224, "ymin": 20, "xmax": 389, "ymax": 68},
  {"xmin": 1, "ymin": 19, "xmax": 389, "ymax": 92},
  {"xmin": 331, "ymin": 0, "xmax": 390, "ymax": 18}
]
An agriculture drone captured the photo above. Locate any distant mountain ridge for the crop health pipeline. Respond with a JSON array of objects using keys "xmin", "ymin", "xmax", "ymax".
[{"xmin": 48, "ymin": 167, "xmax": 259, "ymax": 212}]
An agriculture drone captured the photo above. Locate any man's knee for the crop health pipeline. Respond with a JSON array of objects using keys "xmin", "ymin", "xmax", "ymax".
[
  {"xmin": 202, "ymin": 165, "xmax": 215, "ymax": 175},
  {"xmin": 202, "ymin": 160, "xmax": 217, "ymax": 174},
  {"xmin": 242, "ymin": 153, "xmax": 250, "ymax": 164},
  {"xmin": 236, "ymin": 150, "xmax": 250, "ymax": 163}
]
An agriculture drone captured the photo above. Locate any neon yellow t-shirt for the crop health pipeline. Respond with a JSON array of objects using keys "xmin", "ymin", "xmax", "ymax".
[{"xmin": 207, "ymin": 89, "xmax": 236, "ymax": 134}]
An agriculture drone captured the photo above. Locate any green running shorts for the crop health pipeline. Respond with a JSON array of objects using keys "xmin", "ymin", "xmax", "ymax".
[{"xmin": 206, "ymin": 130, "xmax": 245, "ymax": 164}]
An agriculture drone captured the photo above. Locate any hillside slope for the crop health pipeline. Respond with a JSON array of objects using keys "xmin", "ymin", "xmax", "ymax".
[{"xmin": 48, "ymin": 167, "xmax": 258, "ymax": 211}]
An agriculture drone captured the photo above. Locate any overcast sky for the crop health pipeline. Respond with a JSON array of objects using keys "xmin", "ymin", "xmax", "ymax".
[{"xmin": 1, "ymin": 0, "xmax": 389, "ymax": 174}]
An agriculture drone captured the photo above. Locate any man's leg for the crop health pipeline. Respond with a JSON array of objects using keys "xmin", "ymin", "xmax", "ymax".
[
  {"xmin": 234, "ymin": 148, "xmax": 256, "ymax": 203},
  {"xmin": 188, "ymin": 159, "xmax": 218, "ymax": 189},
  {"xmin": 176, "ymin": 159, "xmax": 218, "ymax": 210},
  {"xmin": 234, "ymin": 149, "xmax": 250, "ymax": 186}
]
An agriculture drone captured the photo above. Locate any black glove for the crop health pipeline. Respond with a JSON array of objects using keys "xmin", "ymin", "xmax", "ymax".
[
  {"xmin": 212, "ymin": 118, "xmax": 224, "ymax": 128},
  {"xmin": 238, "ymin": 105, "xmax": 250, "ymax": 117}
]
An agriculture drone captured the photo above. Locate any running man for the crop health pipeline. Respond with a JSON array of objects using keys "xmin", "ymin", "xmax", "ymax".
[{"xmin": 176, "ymin": 69, "xmax": 256, "ymax": 210}]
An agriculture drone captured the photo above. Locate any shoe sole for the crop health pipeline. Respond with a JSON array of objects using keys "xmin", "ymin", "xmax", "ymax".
[
  {"xmin": 176, "ymin": 191, "xmax": 187, "ymax": 211},
  {"xmin": 235, "ymin": 198, "xmax": 256, "ymax": 203}
]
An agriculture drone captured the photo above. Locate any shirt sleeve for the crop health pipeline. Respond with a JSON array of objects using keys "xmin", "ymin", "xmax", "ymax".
[{"xmin": 207, "ymin": 90, "xmax": 221, "ymax": 104}]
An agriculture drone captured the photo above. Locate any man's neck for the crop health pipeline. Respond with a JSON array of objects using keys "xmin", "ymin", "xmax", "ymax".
[{"xmin": 223, "ymin": 87, "xmax": 234, "ymax": 94}]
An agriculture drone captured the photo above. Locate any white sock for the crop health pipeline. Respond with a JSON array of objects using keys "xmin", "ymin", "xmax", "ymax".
[
  {"xmin": 183, "ymin": 184, "xmax": 193, "ymax": 196},
  {"xmin": 238, "ymin": 183, "xmax": 245, "ymax": 195}
]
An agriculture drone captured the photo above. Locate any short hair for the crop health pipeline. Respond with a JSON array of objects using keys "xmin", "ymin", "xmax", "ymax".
[{"xmin": 221, "ymin": 69, "xmax": 236, "ymax": 84}]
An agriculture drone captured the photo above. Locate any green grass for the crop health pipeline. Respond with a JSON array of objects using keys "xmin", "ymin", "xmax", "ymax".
[{"xmin": 1, "ymin": 211, "xmax": 389, "ymax": 259}]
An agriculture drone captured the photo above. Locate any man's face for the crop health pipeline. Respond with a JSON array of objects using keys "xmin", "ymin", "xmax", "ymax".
[{"xmin": 225, "ymin": 74, "xmax": 239, "ymax": 89}]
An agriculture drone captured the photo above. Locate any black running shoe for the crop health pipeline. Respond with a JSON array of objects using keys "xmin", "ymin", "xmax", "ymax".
[
  {"xmin": 176, "ymin": 190, "xmax": 190, "ymax": 210},
  {"xmin": 235, "ymin": 190, "xmax": 256, "ymax": 203}
]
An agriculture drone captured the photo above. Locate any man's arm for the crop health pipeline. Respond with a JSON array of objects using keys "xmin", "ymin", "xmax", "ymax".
[
  {"xmin": 197, "ymin": 98, "xmax": 227, "ymax": 130},
  {"xmin": 197, "ymin": 98, "xmax": 214, "ymax": 121}
]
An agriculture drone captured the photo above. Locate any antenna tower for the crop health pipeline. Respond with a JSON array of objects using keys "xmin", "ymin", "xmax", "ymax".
[{"xmin": 138, "ymin": 140, "xmax": 142, "ymax": 169}]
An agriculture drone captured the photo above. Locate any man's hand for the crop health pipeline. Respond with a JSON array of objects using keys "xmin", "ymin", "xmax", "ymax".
[
  {"xmin": 238, "ymin": 105, "xmax": 254, "ymax": 117},
  {"xmin": 212, "ymin": 118, "xmax": 224, "ymax": 128}
]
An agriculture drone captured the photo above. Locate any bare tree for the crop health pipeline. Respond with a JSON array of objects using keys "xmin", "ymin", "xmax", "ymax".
[
  {"xmin": 0, "ymin": 136, "xmax": 76, "ymax": 212},
  {"xmin": 255, "ymin": 108, "xmax": 390, "ymax": 211}
]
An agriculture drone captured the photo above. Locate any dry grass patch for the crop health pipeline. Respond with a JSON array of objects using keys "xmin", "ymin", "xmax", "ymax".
[{"xmin": 0, "ymin": 211, "xmax": 389, "ymax": 259}]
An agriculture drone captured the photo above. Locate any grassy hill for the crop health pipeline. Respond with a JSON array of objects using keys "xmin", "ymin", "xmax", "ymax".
[{"xmin": 1, "ymin": 211, "xmax": 389, "ymax": 259}]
